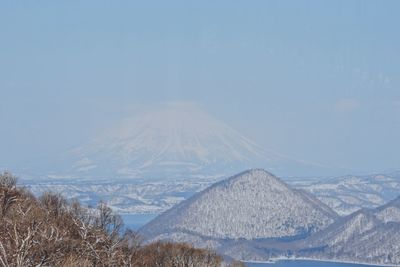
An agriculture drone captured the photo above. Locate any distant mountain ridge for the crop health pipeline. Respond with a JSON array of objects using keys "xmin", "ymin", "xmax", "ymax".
[
  {"xmin": 23, "ymin": 170, "xmax": 400, "ymax": 216},
  {"xmin": 297, "ymin": 196, "xmax": 400, "ymax": 265},
  {"xmin": 295, "ymin": 172, "xmax": 400, "ymax": 215}
]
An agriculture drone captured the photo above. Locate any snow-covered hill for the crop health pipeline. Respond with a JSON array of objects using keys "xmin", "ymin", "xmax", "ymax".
[
  {"xmin": 140, "ymin": 169, "xmax": 338, "ymax": 241},
  {"xmin": 137, "ymin": 173, "xmax": 400, "ymax": 265},
  {"xmin": 299, "ymin": 196, "xmax": 400, "ymax": 265}
]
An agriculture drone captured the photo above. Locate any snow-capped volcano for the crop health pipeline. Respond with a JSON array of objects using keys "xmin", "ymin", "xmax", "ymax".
[{"xmin": 63, "ymin": 102, "xmax": 319, "ymax": 179}]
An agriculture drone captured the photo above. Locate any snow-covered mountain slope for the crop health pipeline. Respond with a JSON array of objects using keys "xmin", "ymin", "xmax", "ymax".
[
  {"xmin": 298, "ymin": 196, "xmax": 400, "ymax": 265},
  {"xmin": 294, "ymin": 172, "xmax": 400, "ymax": 215},
  {"xmin": 140, "ymin": 169, "xmax": 338, "ymax": 241},
  {"xmin": 374, "ymin": 196, "xmax": 400, "ymax": 224},
  {"xmin": 45, "ymin": 102, "xmax": 334, "ymax": 180}
]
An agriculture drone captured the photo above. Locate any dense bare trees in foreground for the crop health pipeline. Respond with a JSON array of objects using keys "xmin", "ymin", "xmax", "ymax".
[{"xmin": 0, "ymin": 172, "xmax": 243, "ymax": 267}]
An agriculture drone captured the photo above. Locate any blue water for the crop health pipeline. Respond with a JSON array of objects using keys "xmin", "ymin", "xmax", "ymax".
[
  {"xmin": 247, "ymin": 260, "xmax": 384, "ymax": 267},
  {"xmin": 121, "ymin": 213, "xmax": 158, "ymax": 230}
]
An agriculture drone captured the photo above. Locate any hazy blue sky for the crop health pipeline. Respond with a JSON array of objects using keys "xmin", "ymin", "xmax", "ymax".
[{"xmin": 1, "ymin": 1, "xmax": 399, "ymax": 174}]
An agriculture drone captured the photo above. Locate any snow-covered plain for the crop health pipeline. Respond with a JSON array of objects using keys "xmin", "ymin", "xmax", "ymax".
[
  {"xmin": 23, "ymin": 171, "xmax": 400, "ymax": 216},
  {"xmin": 23, "ymin": 177, "xmax": 216, "ymax": 214}
]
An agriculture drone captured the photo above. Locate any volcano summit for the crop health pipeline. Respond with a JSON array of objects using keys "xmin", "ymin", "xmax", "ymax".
[{"xmin": 50, "ymin": 103, "xmax": 328, "ymax": 179}]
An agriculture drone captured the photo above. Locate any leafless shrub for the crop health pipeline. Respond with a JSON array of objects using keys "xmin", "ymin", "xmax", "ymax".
[
  {"xmin": 0, "ymin": 186, "xmax": 18, "ymax": 217},
  {"xmin": 228, "ymin": 260, "xmax": 246, "ymax": 267},
  {"xmin": 0, "ymin": 171, "xmax": 229, "ymax": 267},
  {"xmin": 134, "ymin": 241, "xmax": 222, "ymax": 267},
  {"xmin": 40, "ymin": 191, "xmax": 67, "ymax": 218},
  {"xmin": 0, "ymin": 171, "xmax": 17, "ymax": 189},
  {"xmin": 95, "ymin": 201, "xmax": 123, "ymax": 238}
]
